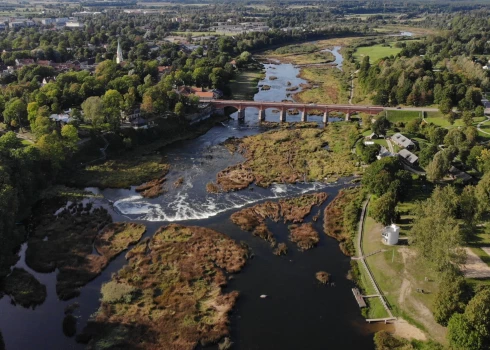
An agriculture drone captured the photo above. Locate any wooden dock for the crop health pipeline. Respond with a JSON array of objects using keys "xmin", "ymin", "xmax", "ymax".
[
  {"xmin": 366, "ymin": 317, "xmax": 397, "ymax": 324},
  {"xmin": 352, "ymin": 288, "xmax": 366, "ymax": 308}
]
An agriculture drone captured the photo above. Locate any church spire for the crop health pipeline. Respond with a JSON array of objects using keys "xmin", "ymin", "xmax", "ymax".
[{"xmin": 116, "ymin": 39, "xmax": 124, "ymax": 64}]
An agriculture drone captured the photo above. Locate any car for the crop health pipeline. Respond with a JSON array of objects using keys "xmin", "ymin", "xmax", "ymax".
[{"xmin": 396, "ymin": 106, "xmax": 401, "ymax": 109}]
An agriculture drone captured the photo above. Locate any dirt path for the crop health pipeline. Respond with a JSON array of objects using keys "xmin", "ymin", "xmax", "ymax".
[
  {"xmin": 393, "ymin": 318, "xmax": 427, "ymax": 341},
  {"xmin": 398, "ymin": 247, "xmax": 446, "ymax": 344},
  {"xmin": 477, "ymin": 117, "xmax": 490, "ymax": 136},
  {"xmin": 348, "ymin": 74, "xmax": 354, "ymax": 105},
  {"xmin": 462, "ymin": 247, "xmax": 490, "ymax": 278}
]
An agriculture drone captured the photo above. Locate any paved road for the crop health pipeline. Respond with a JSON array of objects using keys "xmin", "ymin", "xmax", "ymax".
[
  {"xmin": 384, "ymin": 107, "xmax": 440, "ymax": 112},
  {"xmin": 386, "ymin": 138, "xmax": 395, "ymax": 153}
]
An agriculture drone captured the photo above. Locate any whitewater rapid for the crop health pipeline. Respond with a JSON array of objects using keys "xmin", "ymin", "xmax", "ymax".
[{"xmin": 113, "ymin": 181, "xmax": 334, "ymax": 222}]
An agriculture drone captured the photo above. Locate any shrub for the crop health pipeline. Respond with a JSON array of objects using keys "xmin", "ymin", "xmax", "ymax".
[{"xmin": 101, "ymin": 281, "xmax": 136, "ymax": 304}]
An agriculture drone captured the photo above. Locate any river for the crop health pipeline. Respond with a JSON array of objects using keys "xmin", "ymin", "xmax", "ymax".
[{"xmin": 0, "ymin": 56, "xmax": 389, "ymax": 350}]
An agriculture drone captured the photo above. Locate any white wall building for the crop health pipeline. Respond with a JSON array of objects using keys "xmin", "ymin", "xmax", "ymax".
[{"xmin": 382, "ymin": 224, "xmax": 400, "ymax": 246}]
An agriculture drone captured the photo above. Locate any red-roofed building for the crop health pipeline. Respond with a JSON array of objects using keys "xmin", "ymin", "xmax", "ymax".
[{"xmin": 194, "ymin": 91, "xmax": 215, "ymax": 101}]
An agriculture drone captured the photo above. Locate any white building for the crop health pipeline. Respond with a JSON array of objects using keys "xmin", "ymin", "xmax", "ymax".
[
  {"xmin": 382, "ymin": 224, "xmax": 400, "ymax": 245},
  {"xmin": 65, "ymin": 21, "xmax": 84, "ymax": 28}
]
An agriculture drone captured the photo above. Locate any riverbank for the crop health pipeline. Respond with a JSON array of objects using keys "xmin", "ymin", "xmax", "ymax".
[
  {"xmin": 355, "ymin": 195, "xmax": 447, "ymax": 344},
  {"xmin": 230, "ymin": 69, "xmax": 265, "ymax": 100},
  {"xmin": 64, "ymin": 112, "xmax": 230, "ymax": 190}
]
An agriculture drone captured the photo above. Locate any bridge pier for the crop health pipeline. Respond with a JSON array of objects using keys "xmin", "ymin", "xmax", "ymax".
[
  {"xmin": 323, "ymin": 111, "xmax": 328, "ymax": 124},
  {"xmin": 238, "ymin": 108, "xmax": 245, "ymax": 121},
  {"xmin": 280, "ymin": 108, "xmax": 287, "ymax": 122},
  {"xmin": 301, "ymin": 109, "xmax": 307, "ymax": 122},
  {"xmin": 258, "ymin": 108, "xmax": 265, "ymax": 122},
  {"xmin": 345, "ymin": 112, "xmax": 351, "ymax": 121}
]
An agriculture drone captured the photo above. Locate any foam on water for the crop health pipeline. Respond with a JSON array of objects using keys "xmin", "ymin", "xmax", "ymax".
[{"xmin": 113, "ymin": 182, "xmax": 334, "ymax": 222}]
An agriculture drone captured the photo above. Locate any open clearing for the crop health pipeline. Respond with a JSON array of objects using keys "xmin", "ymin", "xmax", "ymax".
[
  {"xmin": 462, "ymin": 248, "xmax": 490, "ymax": 279},
  {"xmin": 353, "ymin": 44, "xmax": 402, "ymax": 63}
]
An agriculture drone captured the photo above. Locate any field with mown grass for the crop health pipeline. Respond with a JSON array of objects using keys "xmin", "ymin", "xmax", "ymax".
[{"xmin": 353, "ymin": 43, "xmax": 402, "ymax": 63}]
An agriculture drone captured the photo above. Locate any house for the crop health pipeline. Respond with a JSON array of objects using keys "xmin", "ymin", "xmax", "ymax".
[
  {"xmin": 176, "ymin": 86, "xmax": 203, "ymax": 97},
  {"xmin": 157, "ymin": 66, "xmax": 171, "ymax": 78},
  {"xmin": 194, "ymin": 91, "xmax": 215, "ymax": 101},
  {"xmin": 448, "ymin": 166, "xmax": 473, "ymax": 184},
  {"xmin": 376, "ymin": 146, "xmax": 395, "ymax": 160},
  {"xmin": 65, "ymin": 21, "xmax": 84, "ymax": 29},
  {"xmin": 398, "ymin": 149, "xmax": 419, "ymax": 166},
  {"xmin": 391, "ymin": 133, "xmax": 415, "ymax": 150},
  {"xmin": 15, "ymin": 58, "xmax": 35, "ymax": 67},
  {"xmin": 49, "ymin": 113, "xmax": 72, "ymax": 125},
  {"xmin": 367, "ymin": 132, "xmax": 378, "ymax": 140}
]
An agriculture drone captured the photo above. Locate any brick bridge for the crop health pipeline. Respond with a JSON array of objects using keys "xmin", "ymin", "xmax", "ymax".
[{"xmin": 206, "ymin": 99, "xmax": 384, "ymax": 122}]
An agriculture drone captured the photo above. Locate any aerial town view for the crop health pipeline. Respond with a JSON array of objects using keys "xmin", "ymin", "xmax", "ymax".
[{"xmin": 1, "ymin": 0, "xmax": 490, "ymax": 349}]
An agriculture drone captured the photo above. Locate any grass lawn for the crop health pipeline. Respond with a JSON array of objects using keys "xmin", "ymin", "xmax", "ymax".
[
  {"xmin": 353, "ymin": 43, "xmax": 402, "ymax": 63},
  {"xmin": 229, "ymin": 69, "xmax": 264, "ymax": 100},
  {"xmin": 386, "ymin": 110, "xmax": 423, "ymax": 123}
]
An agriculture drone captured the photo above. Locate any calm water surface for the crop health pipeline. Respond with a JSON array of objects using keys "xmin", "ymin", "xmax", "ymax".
[{"xmin": 0, "ymin": 55, "xmax": 387, "ymax": 350}]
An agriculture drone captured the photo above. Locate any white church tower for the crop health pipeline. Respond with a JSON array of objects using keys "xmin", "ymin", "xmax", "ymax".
[{"xmin": 116, "ymin": 39, "xmax": 124, "ymax": 64}]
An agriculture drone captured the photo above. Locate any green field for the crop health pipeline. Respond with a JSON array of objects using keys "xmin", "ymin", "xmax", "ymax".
[
  {"xmin": 386, "ymin": 110, "xmax": 423, "ymax": 123},
  {"xmin": 353, "ymin": 44, "xmax": 402, "ymax": 63}
]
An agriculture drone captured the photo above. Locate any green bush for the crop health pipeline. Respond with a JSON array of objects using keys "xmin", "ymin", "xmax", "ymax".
[{"xmin": 101, "ymin": 281, "xmax": 136, "ymax": 304}]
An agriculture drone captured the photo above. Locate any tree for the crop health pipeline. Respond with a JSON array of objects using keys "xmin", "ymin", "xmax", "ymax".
[
  {"xmin": 464, "ymin": 288, "xmax": 490, "ymax": 341},
  {"xmin": 27, "ymin": 102, "xmax": 39, "ymax": 124},
  {"xmin": 357, "ymin": 143, "xmax": 380, "ymax": 164},
  {"xmin": 426, "ymin": 152, "xmax": 450, "ymax": 181},
  {"xmin": 475, "ymin": 105, "xmax": 485, "ymax": 118},
  {"xmin": 462, "ymin": 111, "xmax": 474, "ymax": 127},
  {"xmin": 371, "ymin": 192, "xmax": 397, "ymax": 225},
  {"xmin": 434, "ymin": 271, "xmax": 469, "ymax": 326},
  {"xmin": 3, "ymin": 98, "xmax": 27, "ymax": 128},
  {"xmin": 362, "ymin": 158, "xmax": 402, "ymax": 196},
  {"xmin": 410, "ymin": 186, "xmax": 465, "ymax": 271},
  {"xmin": 476, "ymin": 172, "xmax": 490, "ymax": 216},
  {"xmin": 174, "ymin": 101, "xmax": 184, "ymax": 117},
  {"xmin": 31, "ymin": 115, "xmax": 52, "ymax": 138},
  {"xmin": 439, "ymin": 98, "xmax": 452, "ymax": 114},
  {"xmin": 447, "ymin": 313, "xmax": 483, "ymax": 350},
  {"xmin": 428, "ymin": 127, "xmax": 447, "ymax": 145},
  {"xmin": 361, "ymin": 114, "xmax": 372, "ymax": 131},
  {"xmin": 444, "ymin": 128, "xmax": 467, "ymax": 149},
  {"xmin": 36, "ymin": 132, "xmax": 65, "ymax": 169},
  {"xmin": 102, "ymin": 89, "xmax": 123, "ymax": 130},
  {"xmin": 405, "ymin": 118, "xmax": 421, "ymax": 134},
  {"xmin": 61, "ymin": 124, "xmax": 79, "ymax": 151},
  {"xmin": 419, "ymin": 144, "xmax": 438, "ymax": 168},
  {"xmin": 371, "ymin": 116, "xmax": 391, "ymax": 136},
  {"xmin": 81, "ymin": 96, "xmax": 104, "ymax": 128}
]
